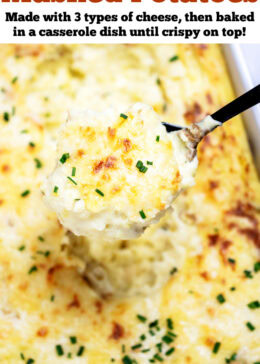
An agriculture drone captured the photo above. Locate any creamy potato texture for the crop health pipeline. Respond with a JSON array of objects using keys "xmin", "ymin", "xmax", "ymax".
[
  {"xmin": 44, "ymin": 103, "xmax": 197, "ymax": 240},
  {"xmin": 0, "ymin": 45, "xmax": 260, "ymax": 363}
]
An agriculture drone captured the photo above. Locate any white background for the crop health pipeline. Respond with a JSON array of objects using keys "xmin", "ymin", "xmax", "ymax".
[{"xmin": 0, "ymin": 0, "xmax": 259, "ymax": 43}]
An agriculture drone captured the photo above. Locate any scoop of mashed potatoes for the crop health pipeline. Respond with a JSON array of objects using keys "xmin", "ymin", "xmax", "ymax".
[{"xmin": 44, "ymin": 103, "xmax": 198, "ymax": 241}]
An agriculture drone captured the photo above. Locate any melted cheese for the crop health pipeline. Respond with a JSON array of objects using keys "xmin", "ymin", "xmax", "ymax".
[{"xmin": 0, "ymin": 44, "xmax": 259, "ymax": 363}]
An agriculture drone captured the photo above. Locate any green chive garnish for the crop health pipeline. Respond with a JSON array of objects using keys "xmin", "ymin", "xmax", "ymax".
[
  {"xmin": 28, "ymin": 265, "xmax": 37, "ymax": 274},
  {"xmin": 165, "ymin": 347, "xmax": 175, "ymax": 356},
  {"xmin": 18, "ymin": 245, "xmax": 25, "ymax": 251},
  {"xmin": 216, "ymin": 294, "xmax": 225, "ymax": 304},
  {"xmin": 120, "ymin": 113, "xmax": 128, "ymax": 120},
  {"xmin": 122, "ymin": 356, "xmax": 132, "ymax": 364},
  {"xmin": 34, "ymin": 158, "xmax": 42, "ymax": 169},
  {"xmin": 228, "ymin": 258, "xmax": 235, "ymax": 264},
  {"xmin": 131, "ymin": 343, "xmax": 142, "ymax": 350},
  {"xmin": 246, "ymin": 321, "xmax": 255, "ymax": 331},
  {"xmin": 29, "ymin": 142, "xmax": 35, "ymax": 147},
  {"xmin": 248, "ymin": 300, "xmax": 260, "ymax": 309},
  {"xmin": 50, "ymin": 295, "xmax": 55, "ymax": 302},
  {"xmin": 95, "ymin": 189, "xmax": 104, "ymax": 197},
  {"xmin": 147, "ymin": 161, "xmax": 153, "ymax": 165},
  {"xmin": 26, "ymin": 359, "xmax": 35, "ymax": 364},
  {"xmin": 254, "ymin": 262, "xmax": 260, "ymax": 272},
  {"xmin": 67, "ymin": 353, "xmax": 72, "ymax": 358},
  {"xmin": 230, "ymin": 286, "xmax": 236, "ymax": 291},
  {"xmin": 156, "ymin": 78, "xmax": 161, "ymax": 86},
  {"xmin": 70, "ymin": 336, "xmax": 77, "ymax": 344},
  {"xmin": 67, "ymin": 176, "xmax": 77, "ymax": 185},
  {"xmin": 170, "ymin": 267, "xmax": 178, "ymax": 275},
  {"xmin": 169, "ymin": 55, "xmax": 179, "ymax": 62},
  {"xmin": 136, "ymin": 160, "xmax": 148, "ymax": 173},
  {"xmin": 21, "ymin": 190, "xmax": 30, "ymax": 197},
  {"xmin": 154, "ymin": 353, "xmax": 163, "ymax": 362},
  {"xmin": 156, "ymin": 135, "xmax": 160, "ymax": 142},
  {"xmin": 162, "ymin": 335, "xmax": 174, "ymax": 344},
  {"xmin": 12, "ymin": 76, "xmax": 18, "ymax": 84},
  {"xmin": 53, "ymin": 186, "xmax": 58, "ymax": 193},
  {"xmin": 20, "ymin": 353, "xmax": 25, "ymax": 360},
  {"xmin": 137, "ymin": 314, "xmax": 147, "ymax": 323},
  {"xmin": 38, "ymin": 236, "xmax": 44, "ymax": 242},
  {"xmin": 213, "ymin": 342, "xmax": 221, "ymax": 354},
  {"xmin": 77, "ymin": 346, "xmax": 85, "ymax": 357},
  {"xmin": 149, "ymin": 320, "xmax": 158, "ymax": 328},
  {"xmin": 3, "ymin": 112, "xmax": 9, "ymax": 122},
  {"xmin": 55, "ymin": 345, "xmax": 64, "ymax": 356},
  {"xmin": 244, "ymin": 270, "xmax": 253, "ymax": 278},
  {"xmin": 139, "ymin": 210, "xmax": 146, "ymax": 219},
  {"xmin": 72, "ymin": 167, "xmax": 76, "ymax": 177},
  {"xmin": 60, "ymin": 153, "xmax": 70, "ymax": 164},
  {"xmin": 167, "ymin": 318, "xmax": 173, "ymax": 330},
  {"xmin": 140, "ymin": 334, "xmax": 146, "ymax": 341}
]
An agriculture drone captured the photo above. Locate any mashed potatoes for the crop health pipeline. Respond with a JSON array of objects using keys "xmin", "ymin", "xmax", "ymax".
[{"xmin": 44, "ymin": 103, "xmax": 198, "ymax": 240}]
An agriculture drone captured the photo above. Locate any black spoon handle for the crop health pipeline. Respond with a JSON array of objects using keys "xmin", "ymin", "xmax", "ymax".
[
  {"xmin": 162, "ymin": 84, "xmax": 260, "ymax": 133},
  {"xmin": 212, "ymin": 84, "xmax": 260, "ymax": 123}
]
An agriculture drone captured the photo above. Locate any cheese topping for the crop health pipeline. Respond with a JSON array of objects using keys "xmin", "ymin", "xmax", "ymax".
[{"xmin": 44, "ymin": 103, "xmax": 197, "ymax": 240}]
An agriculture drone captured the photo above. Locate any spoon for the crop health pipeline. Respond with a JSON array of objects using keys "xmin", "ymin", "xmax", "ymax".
[{"xmin": 162, "ymin": 84, "xmax": 260, "ymax": 159}]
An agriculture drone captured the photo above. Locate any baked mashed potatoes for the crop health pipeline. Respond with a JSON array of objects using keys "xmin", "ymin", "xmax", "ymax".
[
  {"xmin": 44, "ymin": 103, "xmax": 197, "ymax": 240},
  {"xmin": 0, "ymin": 44, "xmax": 260, "ymax": 363}
]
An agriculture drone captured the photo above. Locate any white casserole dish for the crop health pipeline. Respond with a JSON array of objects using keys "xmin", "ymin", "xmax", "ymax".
[{"xmin": 223, "ymin": 44, "xmax": 260, "ymax": 173}]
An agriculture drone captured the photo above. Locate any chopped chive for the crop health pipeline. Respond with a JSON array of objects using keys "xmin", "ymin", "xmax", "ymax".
[
  {"xmin": 153, "ymin": 353, "xmax": 163, "ymax": 362},
  {"xmin": 225, "ymin": 353, "xmax": 237, "ymax": 363},
  {"xmin": 254, "ymin": 262, "xmax": 260, "ymax": 272},
  {"xmin": 167, "ymin": 318, "xmax": 173, "ymax": 330},
  {"xmin": 230, "ymin": 286, "xmax": 236, "ymax": 291},
  {"xmin": 156, "ymin": 136, "xmax": 160, "ymax": 142},
  {"xmin": 139, "ymin": 210, "xmax": 146, "ymax": 219},
  {"xmin": 248, "ymin": 300, "xmax": 260, "ymax": 309},
  {"xmin": 212, "ymin": 342, "xmax": 221, "ymax": 354},
  {"xmin": 122, "ymin": 344, "xmax": 126, "ymax": 353},
  {"xmin": 77, "ymin": 346, "xmax": 85, "ymax": 356},
  {"xmin": 156, "ymin": 343, "xmax": 162, "ymax": 352},
  {"xmin": 38, "ymin": 236, "xmax": 44, "ymax": 242},
  {"xmin": 162, "ymin": 335, "xmax": 174, "ymax": 344},
  {"xmin": 34, "ymin": 158, "xmax": 42, "ymax": 169},
  {"xmin": 20, "ymin": 353, "xmax": 25, "ymax": 360},
  {"xmin": 246, "ymin": 321, "xmax": 255, "ymax": 331},
  {"xmin": 60, "ymin": 153, "xmax": 70, "ymax": 164},
  {"xmin": 29, "ymin": 142, "xmax": 35, "ymax": 148},
  {"xmin": 253, "ymin": 362, "xmax": 260, "ymax": 364},
  {"xmin": 131, "ymin": 343, "xmax": 142, "ymax": 350},
  {"xmin": 95, "ymin": 189, "xmax": 104, "ymax": 197},
  {"xmin": 53, "ymin": 186, "xmax": 59, "ymax": 193},
  {"xmin": 3, "ymin": 112, "xmax": 9, "ymax": 122},
  {"xmin": 170, "ymin": 267, "xmax": 178, "ymax": 275},
  {"xmin": 72, "ymin": 167, "xmax": 76, "ymax": 177},
  {"xmin": 120, "ymin": 113, "xmax": 128, "ymax": 120},
  {"xmin": 111, "ymin": 359, "xmax": 115, "ymax": 362},
  {"xmin": 21, "ymin": 190, "xmax": 30, "ymax": 197},
  {"xmin": 167, "ymin": 331, "xmax": 177, "ymax": 338},
  {"xmin": 140, "ymin": 334, "xmax": 146, "ymax": 341},
  {"xmin": 165, "ymin": 347, "xmax": 175, "ymax": 356},
  {"xmin": 37, "ymin": 250, "xmax": 50, "ymax": 257},
  {"xmin": 122, "ymin": 356, "xmax": 132, "ymax": 364},
  {"xmin": 67, "ymin": 176, "xmax": 77, "ymax": 185},
  {"xmin": 11, "ymin": 76, "xmax": 18, "ymax": 84},
  {"xmin": 67, "ymin": 352, "xmax": 72, "ymax": 358},
  {"xmin": 244, "ymin": 270, "xmax": 253, "ymax": 278},
  {"xmin": 70, "ymin": 336, "xmax": 77, "ymax": 344},
  {"xmin": 169, "ymin": 55, "xmax": 179, "ymax": 62},
  {"xmin": 137, "ymin": 314, "xmax": 147, "ymax": 323},
  {"xmin": 156, "ymin": 78, "xmax": 161, "ymax": 86},
  {"xmin": 149, "ymin": 329, "xmax": 155, "ymax": 336},
  {"xmin": 136, "ymin": 160, "xmax": 148, "ymax": 173},
  {"xmin": 50, "ymin": 295, "xmax": 55, "ymax": 301},
  {"xmin": 26, "ymin": 359, "xmax": 35, "ymax": 364},
  {"xmin": 149, "ymin": 320, "xmax": 158, "ymax": 328},
  {"xmin": 142, "ymin": 349, "xmax": 150, "ymax": 353},
  {"xmin": 28, "ymin": 265, "xmax": 37, "ymax": 274},
  {"xmin": 55, "ymin": 344, "xmax": 64, "ymax": 356},
  {"xmin": 18, "ymin": 245, "xmax": 25, "ymax": 251},
  {"xmin": 228, "ymin": 258, "xmax": 235, "ymax": 264},
  {"xmin": 216, "ymin": 294, "xmax": 225, "ymax": 304},
  {"xmin": 147, "ymin": 161, "xmax": 153, "ymax": 165}
]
